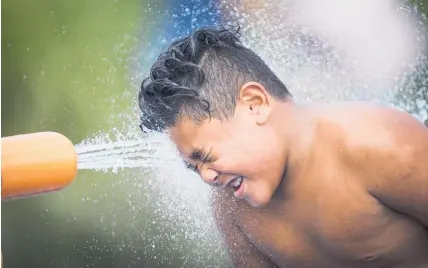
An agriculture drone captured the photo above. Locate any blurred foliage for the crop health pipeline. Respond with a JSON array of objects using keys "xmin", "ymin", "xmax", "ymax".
[
  {"xmin": 2, "ymin": 0, "xmax": 230, "ymax": 267},
  {"xmin": 0, "ymin": 0, "xmax": 158, "ymax": 267},
  {"xmin": 1, "ymin": 0, "xmax": 141, "ymax": 140}
]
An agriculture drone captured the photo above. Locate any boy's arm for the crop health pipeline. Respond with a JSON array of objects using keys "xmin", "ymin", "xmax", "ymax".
[
  {"xmin": 211, "ymin": 190, "xmax": 279, "ymax": 268},
  {"xmin": 347, "ymin": 105, "xmax": 428, "ymax": 226}
]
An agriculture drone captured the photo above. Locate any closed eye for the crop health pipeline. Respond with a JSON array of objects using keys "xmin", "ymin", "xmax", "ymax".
[
  {"xmin": 183, "ymin": 156, "xmax": 212, "ymax": 173},
  {"xmin": 184, "ymin": 148, "xmax": 214, "ymax": 172},
  {"xmin": 183, "ymin": 160, "xmax": 197, "ymax": 172}
]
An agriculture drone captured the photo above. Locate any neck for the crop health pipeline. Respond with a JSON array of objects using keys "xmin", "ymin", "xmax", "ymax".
[{"xmin": 270, "ymin": 99, "xmax": 316, "ymax": 201}]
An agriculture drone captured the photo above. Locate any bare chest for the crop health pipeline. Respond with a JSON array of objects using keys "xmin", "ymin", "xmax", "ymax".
[{"xmin": 235, "ymin": 184, "xmax": 428, "ymax": 268}]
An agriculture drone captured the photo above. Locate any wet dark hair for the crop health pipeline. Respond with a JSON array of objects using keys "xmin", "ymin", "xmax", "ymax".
[{"xmin": 138, "ymin": 25, "xmax": 290, "ymax": 133}]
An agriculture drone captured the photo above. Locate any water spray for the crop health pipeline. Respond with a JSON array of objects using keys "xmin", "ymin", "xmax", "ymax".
[{"xmin": 1, "ymin": 132, "xmax": 78, "ymax": 200}]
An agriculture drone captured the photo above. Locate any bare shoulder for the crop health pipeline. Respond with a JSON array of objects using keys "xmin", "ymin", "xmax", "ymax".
[
  {"xmin": 310, "ymin": 101, "xmax": 428, "ymax": 185},
  {"xmin": 314, "ymin": 102, "xmax": 428, "ymax": 218},
  {"xmin": 321, "ymin": 102, "xmax": 428, "ymax": 225},
  {"xmin": 314, "ymin": 102, "xmax": 427, "ymax": 153}
]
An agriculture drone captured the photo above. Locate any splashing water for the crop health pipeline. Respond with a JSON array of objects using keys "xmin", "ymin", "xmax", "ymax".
[
  {"xmin": 73, "ymin": 0, "xmax": 428, "ymax": 267},
  {"xmin": 74, "ymin": 127, "xmax": 225, "ymax": 267},
  {"xmin": 223, "ymin": 0, "xmax": 427, "ymax": 107}
]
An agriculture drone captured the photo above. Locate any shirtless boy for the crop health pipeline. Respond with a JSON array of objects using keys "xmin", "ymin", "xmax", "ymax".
[{"xmin": 138, "ymin": 26, "xmax": 428, "ymax": 268}]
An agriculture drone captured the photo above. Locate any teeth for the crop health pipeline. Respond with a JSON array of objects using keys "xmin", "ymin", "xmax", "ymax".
[{"xmin": 230, "ymin": 177, "xmax": 243, "ymax": 187}]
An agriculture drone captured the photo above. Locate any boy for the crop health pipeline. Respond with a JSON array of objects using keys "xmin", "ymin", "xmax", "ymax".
[{"xmin": 138, "ymin": 26, "xmax": 428, "ymax": 268}]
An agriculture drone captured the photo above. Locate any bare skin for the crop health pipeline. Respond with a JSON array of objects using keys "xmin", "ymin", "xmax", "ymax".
[{"xmin": 170, "ymin": 82, "xmax": 428, "ymax": 268}]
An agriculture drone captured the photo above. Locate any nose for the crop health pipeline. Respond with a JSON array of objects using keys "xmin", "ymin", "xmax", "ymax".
[{"xmin": 199, "ymin": 168, "xmax": 220, "ymax": 186}]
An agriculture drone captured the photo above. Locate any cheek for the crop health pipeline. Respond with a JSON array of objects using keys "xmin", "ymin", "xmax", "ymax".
[
  {"xmin": 214, "ymin": 127, "xmax": 281, "ymax": 173},
  {"xmin": 240, "ymin": 136, "xmax": 284, "ymax": 174},
  {"xmin": 211, "ymin": 145, "xmax": 255, "ymax": 173},
  {"xmin": 214, "ymin": 146, "xmax": 268, "ymax": 174}
]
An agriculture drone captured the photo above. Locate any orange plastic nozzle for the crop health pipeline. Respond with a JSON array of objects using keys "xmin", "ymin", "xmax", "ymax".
[{"xmin": 1, "ymin": 132, "xmax": 78, "ymax": 200}]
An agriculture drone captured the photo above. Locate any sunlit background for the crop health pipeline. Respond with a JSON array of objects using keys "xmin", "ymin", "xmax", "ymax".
[{"xmin": 2, "ymin": 0, "xmax": 427, "ymax": 267}]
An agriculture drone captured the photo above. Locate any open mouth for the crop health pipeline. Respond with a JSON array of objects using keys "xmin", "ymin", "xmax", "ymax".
[{"xmin": 228, "ymin": 176, "xmax": 243, "ymax": 192}]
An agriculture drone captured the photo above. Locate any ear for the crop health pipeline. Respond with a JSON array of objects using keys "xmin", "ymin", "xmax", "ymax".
[{"xmin": 237, "ymin": 82, "xmax": 273, "ymax": 125}]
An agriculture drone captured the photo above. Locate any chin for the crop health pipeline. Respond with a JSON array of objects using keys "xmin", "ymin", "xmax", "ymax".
[{"xmin": 246, "ymin": 192, "xmax": 272, "ymax": 208}]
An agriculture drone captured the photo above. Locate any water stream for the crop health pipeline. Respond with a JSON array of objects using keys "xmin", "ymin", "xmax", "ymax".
[{"xmin": 76, "ymin": 138, "xmax": 164, "ymax": 171}]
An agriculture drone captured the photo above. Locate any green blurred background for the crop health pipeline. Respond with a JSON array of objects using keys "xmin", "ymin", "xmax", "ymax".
[
  {"xmin": 1, "ymin": 0, "xmax": 232, "ymax": 267},
  {"xmin": 2, "ymin": 0, "xmax": 427, "ymax": 267}
]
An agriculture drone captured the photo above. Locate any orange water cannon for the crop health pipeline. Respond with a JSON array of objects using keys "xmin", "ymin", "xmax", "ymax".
[{"xmin": 1, "ymin": 132, "xmax": 78, "ymax": 200}]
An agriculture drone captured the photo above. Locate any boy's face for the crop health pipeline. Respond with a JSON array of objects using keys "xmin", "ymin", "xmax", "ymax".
[{"xmin": 169, "ymin": 82, "xmax": 288, "ymax": 207}]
